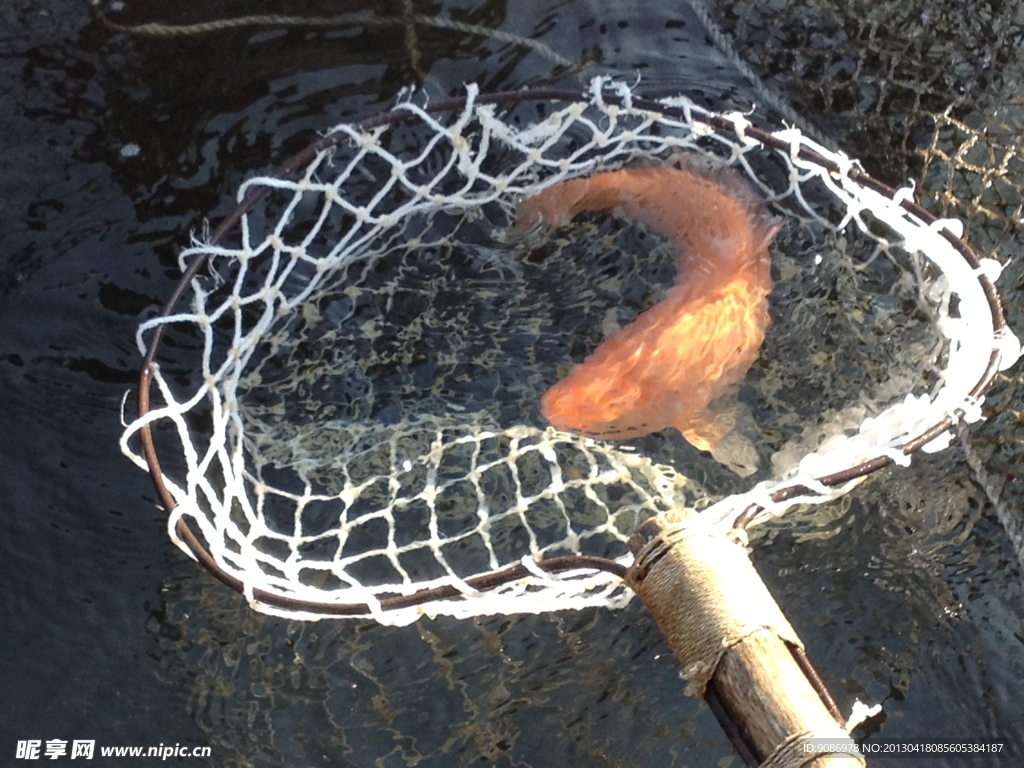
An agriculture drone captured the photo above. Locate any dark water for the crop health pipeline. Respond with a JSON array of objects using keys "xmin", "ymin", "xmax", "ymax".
[{"xmin": 2, "ymin": 1, "xmax": 1023, "ymax": 766}]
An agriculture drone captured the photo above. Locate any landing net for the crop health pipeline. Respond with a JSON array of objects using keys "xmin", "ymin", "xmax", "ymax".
[{"xmin": 121, "ymin": 79, "xmax": 1019, "ymax": 626}]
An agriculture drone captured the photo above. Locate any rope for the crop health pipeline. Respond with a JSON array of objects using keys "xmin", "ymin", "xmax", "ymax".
[
  {"xmin": 680, "ymin": 0, "xmax": 831, "ymax": 146},
  {"xmin": 760, "ymin": 728, "xmax": 865, "ymax": 767},
  {"xmin": 627, "ymin": 516, "xmax": 803, "ymax": 696},
  {"xmin": 91, "ymin": 4, "xmax": 575, "ymax": 68}
]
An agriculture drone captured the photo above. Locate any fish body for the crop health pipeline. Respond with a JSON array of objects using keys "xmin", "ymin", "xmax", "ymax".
[{"xmin": 518, "ymin": 162, "xmax": 780, "ymax": 450}]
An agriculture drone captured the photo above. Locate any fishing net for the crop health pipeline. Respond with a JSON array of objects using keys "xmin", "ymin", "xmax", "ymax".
[{"xmin": 120, "ymin": 77, "xmax": 1018, "ymax": 627}]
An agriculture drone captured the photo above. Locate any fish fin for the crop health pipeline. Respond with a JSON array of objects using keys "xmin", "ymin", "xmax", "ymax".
[
  {"xmin": 668, "ymin": 150, "xmax": 784, "ymax": 252},
  {"xmin": 755, "ymin": 217, "xmax": 785, "ymax": 254},
  {"xmin": 680, "ymin": 423, "xmax": 732, "ymax": 453},
  {"xmin": 710, "ymin": 428, "xmax": 761, "ymax": 478},
  {"xmin": 600, "ymin": 308, "xmax": 623, "ymax": 338},
  {"xmin": 680, "ymin": 399, "xmax": 761, "ymax": 477},
  {"xmin": 678, "ymin": 396, "xmax": 736, "ymax": 450},
  {"xmin": 710, "ymin": 400, "xmax": 762, "ymax": 477}
]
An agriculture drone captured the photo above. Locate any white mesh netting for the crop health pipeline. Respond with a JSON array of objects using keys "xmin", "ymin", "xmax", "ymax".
[{"xmin": 121, "ymin": 78, "xmax": 1020, "ymax": 626}]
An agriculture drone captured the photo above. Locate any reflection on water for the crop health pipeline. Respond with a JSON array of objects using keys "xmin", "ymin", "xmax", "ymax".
[{"xmin": 2, "ymin": 0, "xmax": 1024, "ymax": 765}]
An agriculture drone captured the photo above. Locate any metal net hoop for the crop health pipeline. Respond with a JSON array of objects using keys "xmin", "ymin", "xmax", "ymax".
[{"xmin": 121, "ymin": 79, "xmax": 1019, "ymax": 625}]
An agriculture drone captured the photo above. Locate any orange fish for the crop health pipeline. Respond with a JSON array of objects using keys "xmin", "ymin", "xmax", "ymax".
[{"xmin": 517, "ymin": 161, "xmax": 780, "ymax": 451}]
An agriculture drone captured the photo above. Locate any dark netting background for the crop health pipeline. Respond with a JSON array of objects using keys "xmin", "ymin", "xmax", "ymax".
[{"xmin": 721, "ymin": 0, "xmax": 1024, "ymax": 554}]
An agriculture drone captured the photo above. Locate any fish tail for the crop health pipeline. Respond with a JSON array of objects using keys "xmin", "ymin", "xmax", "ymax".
[{"xmin": 514, "ymin": 177, "xmax": 596, "ymax": 232}]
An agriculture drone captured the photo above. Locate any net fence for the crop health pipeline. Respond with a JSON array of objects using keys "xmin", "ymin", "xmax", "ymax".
[
  {"xmin": 121, "ymin": 77, "xmax": 1018, "ymax": 626},
  {"xmin": 718, "ymin": 0, "xmax": 1024, "ymax": 561}
]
